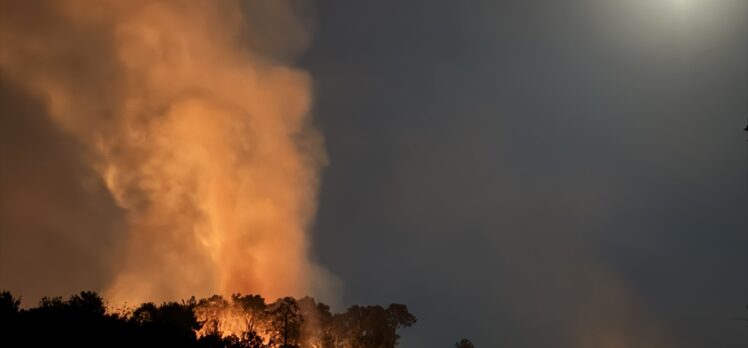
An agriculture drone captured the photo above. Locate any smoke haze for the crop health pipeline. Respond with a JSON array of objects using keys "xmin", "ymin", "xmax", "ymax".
[
  {"xmin": 0, "ymin": 0, "xmax": 334, "ymax": 305},
  {"xmin": 2, "ymin": 1, "xmax": 746, "ymax": 347}
]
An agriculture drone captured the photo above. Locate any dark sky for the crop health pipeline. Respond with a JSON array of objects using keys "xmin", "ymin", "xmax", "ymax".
[
  {"xmin": 302, "ymin": 1, "xmax": 748, "ymax": 347},
  {"xmin": 0, "ymin": 1, "xmax": 746, "ymax": 347}
]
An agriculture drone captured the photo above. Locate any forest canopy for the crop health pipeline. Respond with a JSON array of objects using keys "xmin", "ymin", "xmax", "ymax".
[{"xmin": 0, "ymin": 290, "xmax": 416, "ymax": 348}]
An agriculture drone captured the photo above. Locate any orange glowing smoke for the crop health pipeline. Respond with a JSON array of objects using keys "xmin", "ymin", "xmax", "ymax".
[{"xmin": 0, "ymin": 0, "xmax": 334, "ymax": 304}]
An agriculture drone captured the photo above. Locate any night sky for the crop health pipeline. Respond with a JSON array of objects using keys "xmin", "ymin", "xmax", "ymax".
[
  {"xmin": 303, "ymin": 1, "xmax": 747, "ymax": 347},
  {"xmin": 1, "ymin": 1, "xmax": 747, "ymax": 347}
]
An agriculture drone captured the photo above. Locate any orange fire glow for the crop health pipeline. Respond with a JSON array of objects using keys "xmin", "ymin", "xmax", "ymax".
[
  {"xmin": 0, "ymin": 0, "xmax": 334, "ymax": 305},
  {"xmin": 194, "ymin": 299, "xmax": 271, "ymax": 342}
]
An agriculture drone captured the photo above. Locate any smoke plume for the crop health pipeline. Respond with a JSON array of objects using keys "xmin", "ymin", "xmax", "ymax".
[{"xmin": 0, "ymin": 0, "xmax": 334, "ymax": 305}]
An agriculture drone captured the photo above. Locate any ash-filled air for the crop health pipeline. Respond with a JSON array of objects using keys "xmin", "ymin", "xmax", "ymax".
[{"xmin": 0, "ymin": 0, "xmax": 336, "ymax": 305}]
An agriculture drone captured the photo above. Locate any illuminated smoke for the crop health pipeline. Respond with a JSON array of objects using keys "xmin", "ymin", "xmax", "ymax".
[{"xmin": 0, "ymin": 0, "xmax": 334, "ymax": 304}]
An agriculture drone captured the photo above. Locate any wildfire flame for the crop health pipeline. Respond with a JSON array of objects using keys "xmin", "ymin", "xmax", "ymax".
[{"xmin": 194, "ymin": 301, "xmax": 271, "ymax": 342}]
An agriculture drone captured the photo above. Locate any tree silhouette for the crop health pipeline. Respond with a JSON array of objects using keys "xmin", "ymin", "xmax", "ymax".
[
  {"xmin": 266, "ymin": 297, "xmax": 303, "ymax": 348},
  {"xmin": 0, "ymin": 290, "xmax": 416, "ymax": 348},
  {"xmin": 327, "ymin": 304, "xmax": 417, "ymax": 348},
  {"xmin": 0, "ymin": 290, "xmax": 20, "ymax": 315},
  {"xmin": 455, "ymin": 338, "xmax": 475, "ymax": 348},
  {"xmin": 232, "ymin": 293, "xmax": 267, "ymax": 334},
  {"xmin": 0, "ymin": 291, "xmax": 20, "ymax": 343}
]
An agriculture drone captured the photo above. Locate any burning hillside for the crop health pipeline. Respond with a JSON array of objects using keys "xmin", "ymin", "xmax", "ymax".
[{"xmin": 0, "ymin": 290, "xmax": 416, "ymax": 348}]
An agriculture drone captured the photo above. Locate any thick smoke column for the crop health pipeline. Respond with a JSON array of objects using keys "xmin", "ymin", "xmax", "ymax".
[{"xmin": 0, "ymin": 0, "xmax": 333, "ymax": 304}]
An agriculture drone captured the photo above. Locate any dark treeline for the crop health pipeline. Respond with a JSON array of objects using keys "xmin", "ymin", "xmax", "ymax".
[{"xmin": 0, "ymin": 290, "xmax": 416, "ymax": 348}]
